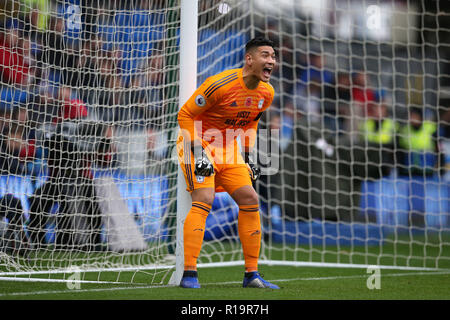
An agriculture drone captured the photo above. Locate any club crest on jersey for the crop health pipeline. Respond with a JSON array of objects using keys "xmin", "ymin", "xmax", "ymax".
[
  {"xmin": 258, "ymin": 99, "xmax": 264, "ymax": 109},
  {"xmin": 195, "ymin": 94, "xmax": 206, "ymax": 107},
  {"xmin": 196, "ymin": 175, "xmax": 205, "ymax": 183},
  {"xmin": 245, "ymin": 97, "xmax": 252, "ymax": 107}
]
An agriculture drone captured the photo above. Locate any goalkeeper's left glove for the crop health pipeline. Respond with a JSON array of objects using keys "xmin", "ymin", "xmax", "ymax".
[
  {"xmin": 243, "ymin": 151, "xmax": 261, "ymax": 181},
  {"xmin": 192, "ymin": 145, "xmax": 214, "ymax": 177}
]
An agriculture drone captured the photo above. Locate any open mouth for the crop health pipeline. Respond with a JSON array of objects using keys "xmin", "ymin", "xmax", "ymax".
[{"xmin": 263, "ymin": 67, "xmax": 273, "ymax": 78}]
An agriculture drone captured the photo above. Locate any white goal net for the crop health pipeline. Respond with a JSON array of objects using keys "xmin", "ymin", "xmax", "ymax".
[
  {"xmin": 0, "ymin": 0, "xmax": 449, "ymax": 285},
  {"xmin": 0, "ymin": 0, "xmax": 180, "ymax": 284}
]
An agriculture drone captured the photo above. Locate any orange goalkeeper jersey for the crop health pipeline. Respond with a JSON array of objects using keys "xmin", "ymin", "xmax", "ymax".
[{"xmin": 178, "ymin": 68, "xmax": 275, "ymax": 155}]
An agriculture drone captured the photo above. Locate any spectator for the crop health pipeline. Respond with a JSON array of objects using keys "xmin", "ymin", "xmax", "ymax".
[
  {"xmin": 0, "ymin": 105, "xmax": 36, "ymax": 257},
  {"xmin": 395, "ymin": 106, "xmax": 445, "ymax": 228},
  {"xmin": 351, "ymin": 71, "xmax": 377, "ymax": 117},
  {"xmin": 441, "ymin": 106, "xmax": 450, "ymax": 140},
  {"xmin": 323, "ymin": 72, "xmax": 352, "ymax": 135},
  {"xmin": 294, "ymin": 73, "xmax": 323, "ymax": 125},
  {"xmin": 440, "ymin": 106, "xmax": 450, "ymax": 176},
  {"xmin": 0, "ymin": 120, "xmax": 26, "ymax": 176},
  {"xmin": 75, "ymin": 34, "xmax": 105, "ymax": 105},
  {"xmin": 396, "ymin": 106, "xmax": 444, "ymax": 178},
  {"xmin": 0, "ymin": 106, "xmax": 12, "ymax": 143},
  {"xmin": 0, "ymin": 19, "xmax": 32, "ymax": 86},
  {"xmin": 27, "ymin": 86, "xmax": 61, "ymax": 127},
  {"xmin": 27, "ymin": 87, "xmax": 113, "ymax": 251},
  {"xmin": 88, "ymin": 49, "xmax": 125, "ymax": 122},
  {"xmin": 272, "ymin": 100, "xmax": 296, "ymax": 152},
  {"xmin": 0, "ymin": 106, "xmax": 39, "ymax": 177},
  {"xmin": 40, "ymin": 15, "xmax": 80, "ymax": 88},
  {"xmin": 298, "ymin": 53, "xmax": 333, "ymax": 88},
  {"xmin": 125, "ymin": 54, "xmax": 165, "ymax": 125},
  {"xmin": 53, "ymin": 86, "xmax": 88, "ymax": 122},
  {"xmin": 356, "ymin": 101, "xmax": 396, "ymax": 180},
  {"xmin": 294, "ymin": 53, "xmax": 334, "ymax": 126},
  {"xmin": 19, "ymin": 0, "xmax": 50, "ymax": 32}
]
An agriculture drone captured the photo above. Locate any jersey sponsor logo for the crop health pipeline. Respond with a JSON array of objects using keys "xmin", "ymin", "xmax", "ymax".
[
  {"xmin": 230, "ymin": 101, "xmax": 238, "ymax": 107},
  {"xmin": 258, "ymin": 99, "xmax": 264, "ymax": 109},
  {"xmin": 245, "ymin": 97, "xmax": 252, "ymax": 107},
  {"xmin": 195, "ymin": 94, "xmax": 206, "ymax": 107},
  {"xmin": 224, "ymin": 119, "xmax": 250, "ymax": 127},
  {"xmin": 237, "ymin": 111, "xmax": 251, "ymax": 118}
]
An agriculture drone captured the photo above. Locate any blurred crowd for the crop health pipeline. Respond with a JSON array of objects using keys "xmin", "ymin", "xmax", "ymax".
[
  {"xmin": 0, "ymin": 0, "xmax": 168, "ymax": 252},
  {"xmin": 255, "ymin": 19, "xmax": 449, "ymax": 222},
  {"xmin": 0, "ymin": 0, "xmax": 170, "ymax": 178},
  {"xmin": 0, "ymin": 0, "xmax": 448, "ymax": 235}
]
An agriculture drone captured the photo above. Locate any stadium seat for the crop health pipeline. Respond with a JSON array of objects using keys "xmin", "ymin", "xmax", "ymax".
[
  {"xmin": 0, "ymin": 86, "xmax": 28, "ymax": 110},
  {"xmin": 271, "ymin": 220, "xmax": 384, "ymax": 246},
  {"xmin": 0, "ymin": 173, "xmax": 170, "ymax": 243},
  {"xmin": 360, "ymin": 175, "xmax": 450, "ymax": 232}
]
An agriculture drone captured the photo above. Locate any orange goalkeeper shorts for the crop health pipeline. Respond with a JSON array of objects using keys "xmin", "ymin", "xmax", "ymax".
[{"xmin": 177, "ymin": 135, "xmax": 252, "ymax": 194}]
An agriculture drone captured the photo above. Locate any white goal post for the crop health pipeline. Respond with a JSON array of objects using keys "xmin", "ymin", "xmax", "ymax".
[
  {"xmin": 169, "ymin": 0, "xmax": 198, "ymax": 286},
  {"xmin": 0, "ymin": 0, "xmax": 449, "ymax": 286}
]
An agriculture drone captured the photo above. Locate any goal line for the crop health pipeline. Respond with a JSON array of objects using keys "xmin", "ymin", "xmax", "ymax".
[{"xmin": 0, "ymin": 259, "xmax": 444, "ymax": 280}]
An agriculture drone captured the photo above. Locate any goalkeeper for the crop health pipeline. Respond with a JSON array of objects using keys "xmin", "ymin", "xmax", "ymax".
[{"xmin": 177, "ymin": 37, "xmax": 279, "ymax": 289}]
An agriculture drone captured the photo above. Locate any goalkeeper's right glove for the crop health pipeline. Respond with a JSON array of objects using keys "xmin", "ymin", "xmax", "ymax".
[
  {"xmin": 192, "ymin": 145, "xmax": 214, "ymax": 176},
  {"xmin": 243, "ymin": 151, "xmax": 261, "ymax": 181}
]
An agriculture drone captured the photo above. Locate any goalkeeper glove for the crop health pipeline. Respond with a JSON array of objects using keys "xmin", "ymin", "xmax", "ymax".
[
  {"xmin": 192, "ymin": 145, "xmax": 214, "ymax": 176},
  {"xmin": 243, "ymin": 151, "xmax": 261, "ymax": 181}
]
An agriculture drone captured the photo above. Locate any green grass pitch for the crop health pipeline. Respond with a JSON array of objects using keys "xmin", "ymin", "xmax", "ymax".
[
  {"xmin": 0, "ymin": 265, "xmax": 449, "ymax": 300},
  {"xmin": 1, "ymin": 233, "xmax": 449, "ymax": 301}
]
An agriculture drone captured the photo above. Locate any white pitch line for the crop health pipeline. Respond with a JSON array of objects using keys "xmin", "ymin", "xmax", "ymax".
[
  {"xmin": 0, "ymin": 264, "xmax": 174, "ymax": 277},
  {"xmin": 1, "ymin": 270, "xmax": 449, "ymax": 298},
  {"xmin": 203, "ymin": 270, "xmax": 450, "ymax": 286},
  {"xmin": 0, "ymin": 283, "xmax": 172, "ymax": 298},
  {"xmin": 1, "ymin": 260, "xmax": 446, "ymax": 277},
  {"xmin": 0, "ymin": 277, "xmax": 135, "ymax": 285}
]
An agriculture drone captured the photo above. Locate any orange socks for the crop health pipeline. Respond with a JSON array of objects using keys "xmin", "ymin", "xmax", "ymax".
[
  {"xmin": 183, "ymin": 202, "xmax": 261, "ymax": 273},
  {"xmin": 238, "ymin": 204, "xmax": 261, "ymax": 273},
  {"xmin": 183, "ymin": 201, "xmax": 212, "ymax": 271}
]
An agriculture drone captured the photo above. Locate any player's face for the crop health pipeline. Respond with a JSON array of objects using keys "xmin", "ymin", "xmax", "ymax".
[{"xmin": 248, "ymin": 46, "xmax": 276, "ymax": 82}]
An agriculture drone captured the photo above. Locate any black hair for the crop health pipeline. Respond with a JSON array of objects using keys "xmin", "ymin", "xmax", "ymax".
[{"xmin": 245, "ymin": 37, "xmax": 275, "ymax": 53}]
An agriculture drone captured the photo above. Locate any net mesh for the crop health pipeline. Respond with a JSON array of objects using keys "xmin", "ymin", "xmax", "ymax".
[
  {"xmin": 0, "ymin": 0, "xmax": 180, "ymax": 283},
  {"xmin": 193, "ymin": 0, "xmax": 450, "ymax": 270},
  {"xmin": 0, "ymin": 0, "xmax": 449, "ymax": 284}
]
